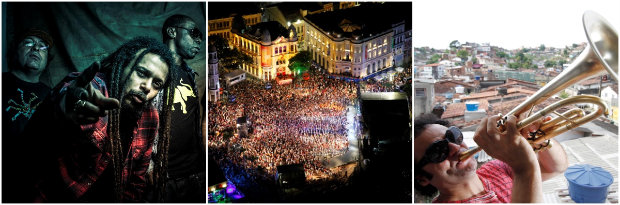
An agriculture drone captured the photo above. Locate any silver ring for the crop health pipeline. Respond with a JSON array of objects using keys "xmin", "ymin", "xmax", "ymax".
[{"xmin": 74, "ymin": 100, "xmax": 86, "ymax": 112}]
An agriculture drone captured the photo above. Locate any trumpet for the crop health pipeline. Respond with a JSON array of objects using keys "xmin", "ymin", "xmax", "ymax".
[{"xmin": 459, "ymin": 11, "xmax": 618, "ymax": 161}]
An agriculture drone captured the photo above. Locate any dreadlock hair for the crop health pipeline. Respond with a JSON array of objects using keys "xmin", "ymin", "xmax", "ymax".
[
  {"xmin": 162, "ymin": 14, "xmax": 195, "ymax": 42},
  {"xmin": 99, "ymin": 36, "xmax": 176, "ymax": 202},
  {"xmin": 414, "ymin": 113, "xmax": 450, "ymax": 197}
]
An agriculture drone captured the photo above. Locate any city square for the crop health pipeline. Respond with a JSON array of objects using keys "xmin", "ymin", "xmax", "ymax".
[{"xmin": 207, "ymin": 2, "xmax": 412, "ymax": 202}]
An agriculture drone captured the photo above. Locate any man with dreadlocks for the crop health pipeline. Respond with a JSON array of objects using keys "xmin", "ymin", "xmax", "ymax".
[
  {"xmin": 146, "ymin": 14, "xmax": 205, "ymax": 203},
  {"xmin": 21, "ymin": 37, "xmax": 176, "ymax": 202}
]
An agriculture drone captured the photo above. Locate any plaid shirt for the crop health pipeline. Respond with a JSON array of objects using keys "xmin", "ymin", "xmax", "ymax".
[
  {"xmin": 433, "ymin": 160, "xmax": 514, "ymax": 203},
  {"xmin": 35, "ymin": 72, "xmax": 158, "ymax": 202}
]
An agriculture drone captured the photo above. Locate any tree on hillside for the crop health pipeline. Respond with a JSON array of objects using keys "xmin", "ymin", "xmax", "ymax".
[
  {"xmin": 539, "ymin": 44, "xmax": 546, "ymax": 51},
  {"xmin": 457, "ymin": 50, "xmax": 469, "ymax": 61},
  {"xmin": 471, "ymin": 56, "xmax": 479, "ymax": 65},
  {"xmin": 544, "ymin": 60, "xmax": 557, "ymax": 68},
  {"xmin": 449, "ymin": 40, "xmax": 461, "ymax": 49},
  {"xmin": 558, "ymin": 59, "xmax": 568, "ymax": 67},
  {"xmin": 497, "ymin": 51, "xmax": 508, "ymax": 58},
  {"xmin": 428, "ymin": 54, "xmax": 441, "ymax": 64}
]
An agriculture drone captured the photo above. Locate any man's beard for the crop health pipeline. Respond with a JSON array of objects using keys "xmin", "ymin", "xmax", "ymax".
[
  {"xmin": 447, "ymin": 160, "xmax": 477, "ymax": 177},
  {"xmin": 121, "ymin": 90, "xmax": 150, "ymax": 120}
]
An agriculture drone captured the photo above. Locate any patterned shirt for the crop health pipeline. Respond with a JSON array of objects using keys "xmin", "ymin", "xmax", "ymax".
[
  {"xmin": 433, "ymin": 160, "xmax": 514, "ymax": 203},
  {"xmin": 34, "ymin": 72, "xmax": 159, "ymax": 202}
]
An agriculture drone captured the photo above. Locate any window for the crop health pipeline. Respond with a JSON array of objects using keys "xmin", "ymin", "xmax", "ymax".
[
  {"xmin": 275, "ymin": 47, "xmax": 278, "ymax": 54},
  {"xmin": 415, "ymin": 88, "xmax": 426, "ymax": 97},
  {"xmin": 283, "ymin": 46, "xmax": 286, "ymax": 53}
]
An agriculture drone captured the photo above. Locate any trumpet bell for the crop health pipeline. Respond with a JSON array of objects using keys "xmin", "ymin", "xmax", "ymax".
[
  {"xmin": 584, "ymin": 10, "xmax": 618, "ymax": 81},
  {"xmin": 504, "ymin": 11, "xmax": 618, "ymax": 118},
  {"xmin": 458, "ymin": 11, "xmax": 618, "ymax": 162}
]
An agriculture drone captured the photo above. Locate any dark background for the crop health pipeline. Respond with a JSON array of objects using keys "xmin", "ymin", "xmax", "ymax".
[{"xmin": 2, "ymin": 2, "xmax": 207, "ymax": 98}]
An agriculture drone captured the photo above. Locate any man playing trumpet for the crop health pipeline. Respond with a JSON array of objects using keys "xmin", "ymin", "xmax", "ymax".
[{"xmin": 414, "ymin": 113, "xmax": 568, "ymax": 203}]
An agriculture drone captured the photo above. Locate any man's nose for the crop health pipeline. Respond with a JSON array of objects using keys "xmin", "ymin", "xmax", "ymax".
[
  {"xmin": 140, "ymin": 79, "xmax": 153, "ymax": 94},
  {"xmin": 448, "ymin": 142, "xmax": 461, "ymax": 157},
  {"xmin": 195, "ymin": 37, "xmax": 202, "ymax": 45}
]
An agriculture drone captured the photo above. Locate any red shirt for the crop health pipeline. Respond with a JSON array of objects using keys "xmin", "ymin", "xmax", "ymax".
[
  {"xmin": 433, "ymin": 160, "xmax": 514, "ymax": 203},
  {"xmin": 35, "ymin": 72, "xmax": 158, "ymax": 202}
]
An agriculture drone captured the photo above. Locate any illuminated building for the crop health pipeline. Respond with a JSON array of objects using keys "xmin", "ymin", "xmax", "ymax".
[
  {"xmin": 301, "ymin": 2, "xmax": 411, "ymax": 78},
  {"xmin": 208, "ymin": 44, "xmax": 220, "ymax": 102},
  {"xmin": 231, "ymin": 20, "xmax": 298, "ymax": 81},
  {"xmin": 209, "ymin": 2, "xmax": 411, "ymax": 81},
  {"xmin": 208, "ymin": 5, "xmax": 261, "ymax": 40}
]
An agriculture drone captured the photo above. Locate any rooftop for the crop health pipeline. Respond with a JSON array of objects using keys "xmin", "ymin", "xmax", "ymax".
[
  {"xmin": 243, "ymin": 21, "xmax": 290, "ymax": 42},
  {"xmin": 442, "ymin": 99, "xmax": 489, "ymax": 119},
  {"xmin": 304, "ymin": 2, "xmax": 411, "ymax": 40}
]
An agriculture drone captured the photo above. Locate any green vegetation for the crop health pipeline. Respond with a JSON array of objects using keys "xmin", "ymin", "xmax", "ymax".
[
  {"xmin": 288, "ymin": 51, "xmax": 312, "ymax": 75},
  {"xmin": 449, "ymin": 40, "xmax": 461, "ymax": 49},
  {"xmin": 428, "ymin": 54, "xmax": 441, "ymax": 64},
  {"xmin": 496, "ymin": 51, "xmax": 508, "ymax": 58},
  {"xmin": 559, "ymin": 90, "xmax": 570, "ymax": 99},
  {"xmin": 544, "ymin": 60, "xmax": 557, "ymax": 68},
  {"xmin": 508, "ymin": 49, "xmax": 536, "ymax": 69},
  {"xmin": 456, "ymin": 50, "xmax": 469, "ymax": 61}
]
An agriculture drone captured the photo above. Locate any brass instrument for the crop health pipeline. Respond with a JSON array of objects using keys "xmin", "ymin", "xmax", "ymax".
[{"xmin": 459, "ymin": 11, "xmax": 618, "ymax": 161}]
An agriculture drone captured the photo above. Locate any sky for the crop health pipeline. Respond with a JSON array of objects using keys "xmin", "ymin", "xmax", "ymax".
[{"xmin": 413, "ymin": 0, "xmax": 620, "ymax": 50}]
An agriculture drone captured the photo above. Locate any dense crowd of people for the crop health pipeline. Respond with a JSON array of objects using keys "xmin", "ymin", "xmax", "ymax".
[
  {"xmin": 208, "ymin": 73, "xmax": 357, "ymax": 187},
  {"xmin": 360, "ymin": 70, "xmax": 411, "ymax": 92}
]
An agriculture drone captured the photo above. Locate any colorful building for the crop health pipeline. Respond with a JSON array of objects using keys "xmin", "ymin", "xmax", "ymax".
[
  {"xmin": 232, "ymin": 21, "xmax": 298, "ymax": 81},
  {"xmin": 301, "ymin": 2, "xmax": 411, "ymax": 78}
]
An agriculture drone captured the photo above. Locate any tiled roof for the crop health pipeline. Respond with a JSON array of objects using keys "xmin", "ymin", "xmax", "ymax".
[
  {"xmin": 579, "ymin": 76, "xmax": 611, "ymax": 86},
  {"xmin": 423, "ymin": 63, "xmax": 440, "ymax": 67},
  {"xmin": 461, "ymin": 88, "xmax": 535, "ymax": 100},
  {"xmin": 449, "ymin": 97, "xmax": 565, "ymax": 127},
  {"xmin": 442, "ymin": 99, "xmax": 489, "ymax": 119},
  {"xmin": 460, "ymin": 91, "xmax": 497, "ymax": 100},
  {"xmin": 480, "ymin": 81, "xmax": 519, "ymax": 92},
  {"xmin": 506, "ymin": 78, "xmax": 539, "ymax": 87},
  {"xmin": 435, "ymin": 80, "xmax": 477, "ymax": 93}
]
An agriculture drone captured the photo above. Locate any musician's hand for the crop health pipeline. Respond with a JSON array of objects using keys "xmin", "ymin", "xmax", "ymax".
[
  {"xmin": 474, "ymin": 114, "xmax": 537, "ymax": 172},
  {"xmin": 518, "ymin": 112, "xmax": 552, "ymax": 141},
  {"xmin": 62, "ymin": 62, "xmax": 120, "ymax": 125}
]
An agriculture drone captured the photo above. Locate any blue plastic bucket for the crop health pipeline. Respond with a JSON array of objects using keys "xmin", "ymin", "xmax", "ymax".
[
  {"xmin": 465, "ymin": 102, "xmax": 479, "ymax": 111},
  {"xmin": 564, "ymin": 164, "xmax": 613, "ymax": 203}
]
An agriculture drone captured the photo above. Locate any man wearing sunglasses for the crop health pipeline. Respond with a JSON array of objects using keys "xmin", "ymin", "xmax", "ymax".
[
  {"xmin": 148, "ymin": 14, "xmax": 205, "ymax": 202},
  {"xmin": 414, "ymin": 113, "xmax": 568, "ymax": 203},
  {"xmin": 2, "ymin": 28, "xmax": 55, "ymax": 202},
  {"xmin": 3, "ymin": 28, "xmax": 54, "ymax": 140}
]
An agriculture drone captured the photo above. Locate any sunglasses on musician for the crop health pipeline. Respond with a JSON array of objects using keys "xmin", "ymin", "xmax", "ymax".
[
  {"xmin": 176, "ymin": 26, "xmax": 203, "ymax": 40},
  {"xmin": 416, "ymin": 126, "xmax": 463, "ymax": 170}
]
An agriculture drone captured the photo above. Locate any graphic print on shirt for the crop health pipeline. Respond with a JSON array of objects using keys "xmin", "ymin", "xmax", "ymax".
[
  {"xmin": 173, "ymin": 79, "xmax": 196, "ymax": 114},
  {"xmin": 5, "ymin": 88, "xmax": 41, "ymax": 121}
]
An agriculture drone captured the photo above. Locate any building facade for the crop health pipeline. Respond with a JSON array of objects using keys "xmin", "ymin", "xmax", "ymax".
[
  {"xmin": 208, "ymin": 13, "xmax": 262, "ymax": 40},
  {"xmin": 231, "ymin": 21, "xmax": 298, "ymax": 81},
  {"xmin": 301, "ymin": 3, "xmax": 410, "ymax": 79},
  {"xmin": 414, "ymin": 78, "xmax": 436, "ymax": 118},
  {"xmin": 208, "ymin": 44, "xmax": 220, "ymax": 102}
]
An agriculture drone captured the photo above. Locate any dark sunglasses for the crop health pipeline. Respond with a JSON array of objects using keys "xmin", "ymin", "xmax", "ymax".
[
  {"xmin": 176, "ymin": 26, "xmax": 203, "ymax": 40},
  {"xmin": 416, "ymin": 126, "xmax": 463, "ymax": 170}
]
